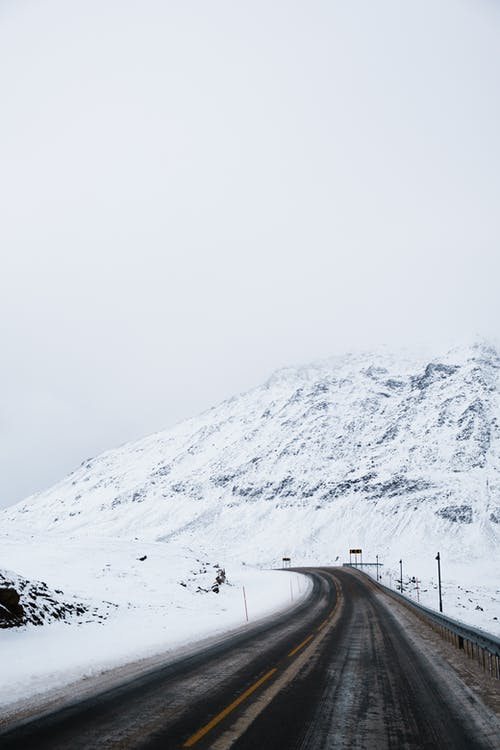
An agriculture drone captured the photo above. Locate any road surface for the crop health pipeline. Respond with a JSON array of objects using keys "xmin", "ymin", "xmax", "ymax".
[{"xmin": 1, "ymin": 568, "xmax": 498, "ymax": 749}]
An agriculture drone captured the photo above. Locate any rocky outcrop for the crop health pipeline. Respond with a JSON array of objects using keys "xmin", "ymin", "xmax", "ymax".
[
  {"xmin": 0, "ymin": 587, "xmax": 24, "ymax": 624},
  {"xmin": 0, "ymin": 570, "xmax": 114, "ymax": 629},
  {"xmin": 211, "ymin": 568, "xmax": 226, "ymax": 594}
]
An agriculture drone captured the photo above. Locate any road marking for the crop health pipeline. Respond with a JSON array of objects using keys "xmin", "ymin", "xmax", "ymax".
[
  {"xmin": 288, "ymin": 633, "xmax": 314, "ymax": 657},
  {"xmin": 182, "ymin": 668, "xmax": 278, "ymax": 747},
  {"xmin": 185, "ymin": 571, "xmax": 344, "ymax": 749},
  {"xmin": 210, "ymin": 572, "xmax": 345, "ymax": 750}
]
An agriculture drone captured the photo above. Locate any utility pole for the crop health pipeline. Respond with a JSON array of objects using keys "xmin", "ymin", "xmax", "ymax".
[
  {"xmin": 376, "ymin": 554, "xmax": 379, "ymax": 582},
  {"xmin": 399, "ymin": 559, "xmax": 403, "ymax": 593},
  {"xmin": 415, "ymin": 577, "xmax": 420, "ymax": 603},
  {"xmin": 435, "ymin": 552, "xmax": 443, "ymax": 612}
]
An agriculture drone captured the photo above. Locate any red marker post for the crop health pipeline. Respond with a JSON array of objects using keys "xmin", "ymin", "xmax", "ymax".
[{"xmin": 242, "ymin": 586, "xmax": 249, "ymax": 623}]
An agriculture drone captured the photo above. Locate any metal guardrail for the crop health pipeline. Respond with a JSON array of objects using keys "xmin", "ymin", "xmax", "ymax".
[{"xmin": 347, "ymin": 565, "xmax": 500, "ymax": 680}]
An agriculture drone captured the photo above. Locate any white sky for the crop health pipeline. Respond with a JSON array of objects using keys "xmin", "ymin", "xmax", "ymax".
[{"xmin": 1, "ymin": 0, "xmax": 499, "ymax": 507}]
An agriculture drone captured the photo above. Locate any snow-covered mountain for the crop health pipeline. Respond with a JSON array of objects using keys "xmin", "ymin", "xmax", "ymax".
[{"xmin": 3, "ymin": 343, "xmax": 499, "ymax": 569}]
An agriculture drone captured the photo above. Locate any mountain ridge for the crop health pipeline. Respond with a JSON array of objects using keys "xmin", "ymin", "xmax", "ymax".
[{"xmin": 3, "ymin": 343, "xmax": 500, "ymax": 567}]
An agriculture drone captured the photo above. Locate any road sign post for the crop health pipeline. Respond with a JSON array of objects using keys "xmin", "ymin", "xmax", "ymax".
[{"xmin": 349, "ymin": 549, "xmax": 362, "ymax": 567}]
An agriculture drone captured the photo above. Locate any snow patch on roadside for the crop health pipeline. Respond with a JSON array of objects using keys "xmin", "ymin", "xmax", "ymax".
[{"xmin": 0, "ymin": 532, "xmax": 310, "ymax": 713}]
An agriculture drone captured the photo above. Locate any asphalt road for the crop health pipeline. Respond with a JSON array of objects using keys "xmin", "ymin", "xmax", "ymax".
[{"xmin": 1, "ymin": 568, "xmax": 498, "ymax": 750}]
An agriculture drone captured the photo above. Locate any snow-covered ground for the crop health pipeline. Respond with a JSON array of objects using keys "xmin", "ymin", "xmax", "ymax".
[
  {"xmin": 0, "ymin": 531, "xmax": 310, "ymax": 713},
  {"xmin": 361, "ymin": 559, "xmax": 500, "ymax": 636}
]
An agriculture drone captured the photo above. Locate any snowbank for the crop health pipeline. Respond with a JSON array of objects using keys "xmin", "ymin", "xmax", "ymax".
[{"xmin": 0, "ymin": 532, "xmax": 310, "ymax": 713}]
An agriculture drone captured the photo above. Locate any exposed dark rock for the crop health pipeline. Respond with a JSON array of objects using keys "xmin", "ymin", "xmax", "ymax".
[
  {"xmin": 489, "ymin": 508, "xmax": 500, "ymax": 524},
  {"xmin": 412, "ymin": 362, "xmax": 460, "ymax": 391},
  {"xmin": 377, "ymin": 424, "xmax": 399, "ymax": 444},
  {"xmin": 171, "ymin": 482, "xmax": 187, "ymax": 493},
  {"xmin": 435, "ymin": 505, "xmax": 473, "ymax": 524},
  {"xmin": 0, "ymin": 587, "xmax": 24, "ymax": 622},
  {"xmin": 212, "ymin": 568, "xmax": 226, "ymax": 593},
  {"xmin": 384, "ymin": 378, "xmax": 406, "ymax": 390},
  {"xmin": 0, "ymin": 571, "xmax": 113, "ymax": 629},
  {"xmin": 368, "ymin": 476, "xmax": 431, "ymax": 500},
  {"xmin": 212, "ymin": 473, "xmax": 239, "ymax": 487}
]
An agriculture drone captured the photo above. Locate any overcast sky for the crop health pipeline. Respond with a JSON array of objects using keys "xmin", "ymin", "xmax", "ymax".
[{"xmin": 1, "ymin": 0, "xmax": 499, "ymax": 508}]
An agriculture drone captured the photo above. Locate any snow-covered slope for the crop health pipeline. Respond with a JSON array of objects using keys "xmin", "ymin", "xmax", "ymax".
[{"xmin": 4, "ymin": 343, "xmax": 499, "ymax": 567}]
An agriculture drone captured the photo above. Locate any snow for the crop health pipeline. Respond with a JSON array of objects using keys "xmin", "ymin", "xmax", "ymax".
[
  {"xmin": 0, "ymin": 532, "xmax": 310, "ymax": 712},
  {"xmin": 363, "ymin": 557, "xmax": 500, "ymax": 637},
  {"xmin": 1, "ymin": 342, "xmax": 499, "ymax": 711}
]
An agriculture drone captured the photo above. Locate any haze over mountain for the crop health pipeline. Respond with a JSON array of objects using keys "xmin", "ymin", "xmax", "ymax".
[
  {"xmin": 4, "ymin": 343, "xmax": 499, "ymax": 569},
  {"xmin": 1, "ymin": 0, "xmax": 499, "ymax": 510}
]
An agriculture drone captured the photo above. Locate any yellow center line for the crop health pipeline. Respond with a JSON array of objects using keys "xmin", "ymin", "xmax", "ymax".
[
  {"xmin": 182, "ymin": 668, "xmax": 277, "ymax": 747},
  {"xmin": 287, "ymin": 633, "xmax": 314, "ymax": 658},
  {"xmin": 184, "ymin": 574, "xmax": 342, "ymax": 747}
]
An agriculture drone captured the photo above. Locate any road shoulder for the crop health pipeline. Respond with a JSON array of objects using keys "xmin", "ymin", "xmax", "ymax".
[{"xmin": 371, "ymin": 578, "xmax": 500, "ymax": 726}]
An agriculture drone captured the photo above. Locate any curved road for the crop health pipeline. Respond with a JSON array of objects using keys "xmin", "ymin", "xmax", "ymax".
[{"xmin": 1, "ymin": 568, "xmax": 498, "ymax": 749}]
